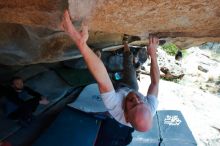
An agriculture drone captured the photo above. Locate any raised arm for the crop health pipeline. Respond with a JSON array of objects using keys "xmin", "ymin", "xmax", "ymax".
[
  {"xmin": 61, "ymin": 10, "xmax": 114, "ymax": 93},
  {"xmin": 147, "ymin": 36, "xmax": 160, "ymax": 97}
]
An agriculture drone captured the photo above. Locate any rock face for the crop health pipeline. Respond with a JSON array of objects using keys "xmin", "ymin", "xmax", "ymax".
[{"xmin": 0, "ymin": 0, "xmax": 220, "ymax": 65}]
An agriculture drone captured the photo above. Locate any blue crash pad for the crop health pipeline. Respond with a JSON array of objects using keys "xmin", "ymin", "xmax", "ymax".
[
  {"xmin": 68, "ymin": 83, "xmax": 197, "ymax": 146},
  {"xmin": 68, "ymin": 83, "xmax": 107, "ymax": 113},
  {"xmin": 129, "ymin": 110, "xmax": 197, "ymax": 146},
  {"xmin": 25, "ymin": 70, "xmax": 72, "ymax": 115},
  {"xmin": 32, "ymin": 107, "xmax": 100, "ymax": 146},
  {"xmin": 0, "ymin": 117, "xmax": 20, "ymax": 141},
  {"xmin": 160, "ymin": 141, "xmax": 197, "ymax": 146},
  {"xmin": 128, "ymin": 115, "xmax": 160, "ymax": 146},
  {"xmin": 157, "ymin": 110, "xmax": 197, "ymax": 145},
  {"xmin": 95, "ymin": 117, "xmax": 134, "ymax": 146},
  {"xmin": 15, "ymin": 65, "xmax": 49, "ymax": 81}
]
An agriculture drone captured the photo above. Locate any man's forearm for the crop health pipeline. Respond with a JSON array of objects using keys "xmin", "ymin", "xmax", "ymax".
[
  {"xmin": 150, "ymin": 57, "xmax": 160, "ymax": 84},
  {"xmin": 147, "ymin": 56, "xmax": 160, "ymax": 97},
  {"xmin": 76, "ymin": 42, "xmax": 114, "ymax": 93},
  {"xmin": 61, "ymin": 10, "xmax": 114, "ymax": 93}
]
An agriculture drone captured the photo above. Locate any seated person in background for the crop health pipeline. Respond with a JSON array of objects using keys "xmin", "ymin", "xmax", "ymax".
[
  {"xmin": 3, "ymin": 76, "xmax": 49, "ymax": 121},
  {"xmin": 61, "ymin": 10, "xmax": 160, "ymax": 132}
]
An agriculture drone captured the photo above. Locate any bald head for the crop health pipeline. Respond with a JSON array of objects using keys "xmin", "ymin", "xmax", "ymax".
[
  {"xmin": 131, "ymin": 104, "xmax": 152, "ymax": 131},
  {"xmin": 124, "ymin": 91, "xmax": 153, "ymax": 132}
]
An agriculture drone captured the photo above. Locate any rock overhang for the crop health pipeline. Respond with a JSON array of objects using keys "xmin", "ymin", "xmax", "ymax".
[{"xmin": 0, "ymin": 0, "xmax": 220, "ymax": 65}]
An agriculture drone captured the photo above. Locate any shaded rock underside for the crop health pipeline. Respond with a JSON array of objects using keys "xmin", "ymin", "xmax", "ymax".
[{"xmin": 0, "ymin": 0, "xmax": 220, "ymax": 65}]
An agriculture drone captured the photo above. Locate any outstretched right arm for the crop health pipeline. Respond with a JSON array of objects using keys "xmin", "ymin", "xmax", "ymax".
[{"xmin": 61, "ymin": 10, "xmax": 114, "ymax": 93}]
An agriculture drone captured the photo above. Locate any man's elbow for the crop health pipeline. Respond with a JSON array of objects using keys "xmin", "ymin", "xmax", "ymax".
[
  {"xmin": 152, "ymin": 78, "xmax": 159, "ymax": 85},
  {"xmin": 98, "ymin": 82, "xmax": 114, "ymax": 93}
]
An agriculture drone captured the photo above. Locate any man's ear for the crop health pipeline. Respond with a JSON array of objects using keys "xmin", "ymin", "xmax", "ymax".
[
  {"xmin": 123, "ymin": 99, "xmax": 129, "ymax": 122},
  {"xmin": 125, "ymin": 113, "xmax": 129, "ymax": 122}
]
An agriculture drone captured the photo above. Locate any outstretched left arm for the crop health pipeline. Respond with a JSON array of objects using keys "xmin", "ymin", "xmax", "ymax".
[{"xmin": 147, "ymin": 37, "xmax": 160, "ymax": 97}]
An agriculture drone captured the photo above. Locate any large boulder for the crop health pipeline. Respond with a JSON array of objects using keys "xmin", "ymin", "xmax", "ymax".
[{"xmin": 0, "ymin": 0, "xmax": 220, "ymax": 65}]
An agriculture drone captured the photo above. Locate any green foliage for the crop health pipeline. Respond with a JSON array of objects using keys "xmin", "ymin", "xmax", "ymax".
[
  {"xmin": 162, "ymin": 43, "xmax": 179, "ymax": 56},
  {"xmin": 181, "ymin": 49, "xmax": 188, "ymax": 57},
  {"xmin": 161, "ymin": 43, "xmax": 189, "ymax": 57}
]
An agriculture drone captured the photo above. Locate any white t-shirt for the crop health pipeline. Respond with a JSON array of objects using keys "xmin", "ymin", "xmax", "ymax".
[{"xmin": 100, "ymin": 87, "xmax": 159, "ymax": 127}]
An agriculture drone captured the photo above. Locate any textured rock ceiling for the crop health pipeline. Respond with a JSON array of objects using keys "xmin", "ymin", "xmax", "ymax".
[{"xmin": 0, "ymin": 0, "xmax": 220, "ymax": 65}]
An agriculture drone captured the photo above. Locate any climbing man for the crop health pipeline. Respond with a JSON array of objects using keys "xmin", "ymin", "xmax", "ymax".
[{"xmin": 61, "ymin": 10, "xmax": 160, "ymax": 132}]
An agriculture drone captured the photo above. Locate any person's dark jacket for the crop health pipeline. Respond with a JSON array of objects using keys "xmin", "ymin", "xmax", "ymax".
[
  {"xmin": 0, "ymin": 84, "xmax": 4, "ymax": 98},
  {"xmin": 3, "ymin": 86, "xmax": 42, "ymax": 106}
]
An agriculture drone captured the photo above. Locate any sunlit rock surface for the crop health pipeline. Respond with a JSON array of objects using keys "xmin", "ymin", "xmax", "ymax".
[{"xmin": 0, "ymin": 0, "xmax": 220, "ymax": 65}]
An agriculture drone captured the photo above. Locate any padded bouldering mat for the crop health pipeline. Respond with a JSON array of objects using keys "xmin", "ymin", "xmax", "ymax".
[
  {"xmin": 129, "ymin": 110, "xmax": 197, "ymax": 146},
  {"xmin": 157, "ymin": 110, "xmax": 197, "ymax": 145},
  {"xmin": 15, "ymin": 65, "xmax": 49, "ymax": 81},
  {"xmin": 95, "ymin": 117, "xmax": 134, "ymax": 146},
  {"xmin": 43, "ymin": 83, "xmax": 197, "ymax": 146},
  {"xmin": 128, "ymin": 115, "xmax": 160, "ymax": 146},
  {"xmin": 32, "ymin": 107, "xmax": 100, "ymax": 146},
  {"xmin": 160, "ymin": 141, "xmax": 197, "ymax": 146},
  {"xmin": 0, "ymin": 117, "xmax": 20, "ymax": 141},
  {"xmin": 25, "ymin": 70, "xmax": 72, "ymax": 115},
  {"xmin": 54, "ymin": 68, "xmax": 95, "ymax": 87},
  {"xmin": 68, "ymin": 83, "xmax": 107, "ymax": 113}
]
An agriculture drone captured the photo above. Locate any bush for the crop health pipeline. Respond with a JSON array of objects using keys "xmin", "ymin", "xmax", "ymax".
[
  {"xmin": 161, "ymin": 43, "xmax": 188, "ymax": 57},
  {"xmin": 161, "ymin": 43, "xmax": 179, "ymax": 56}
]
